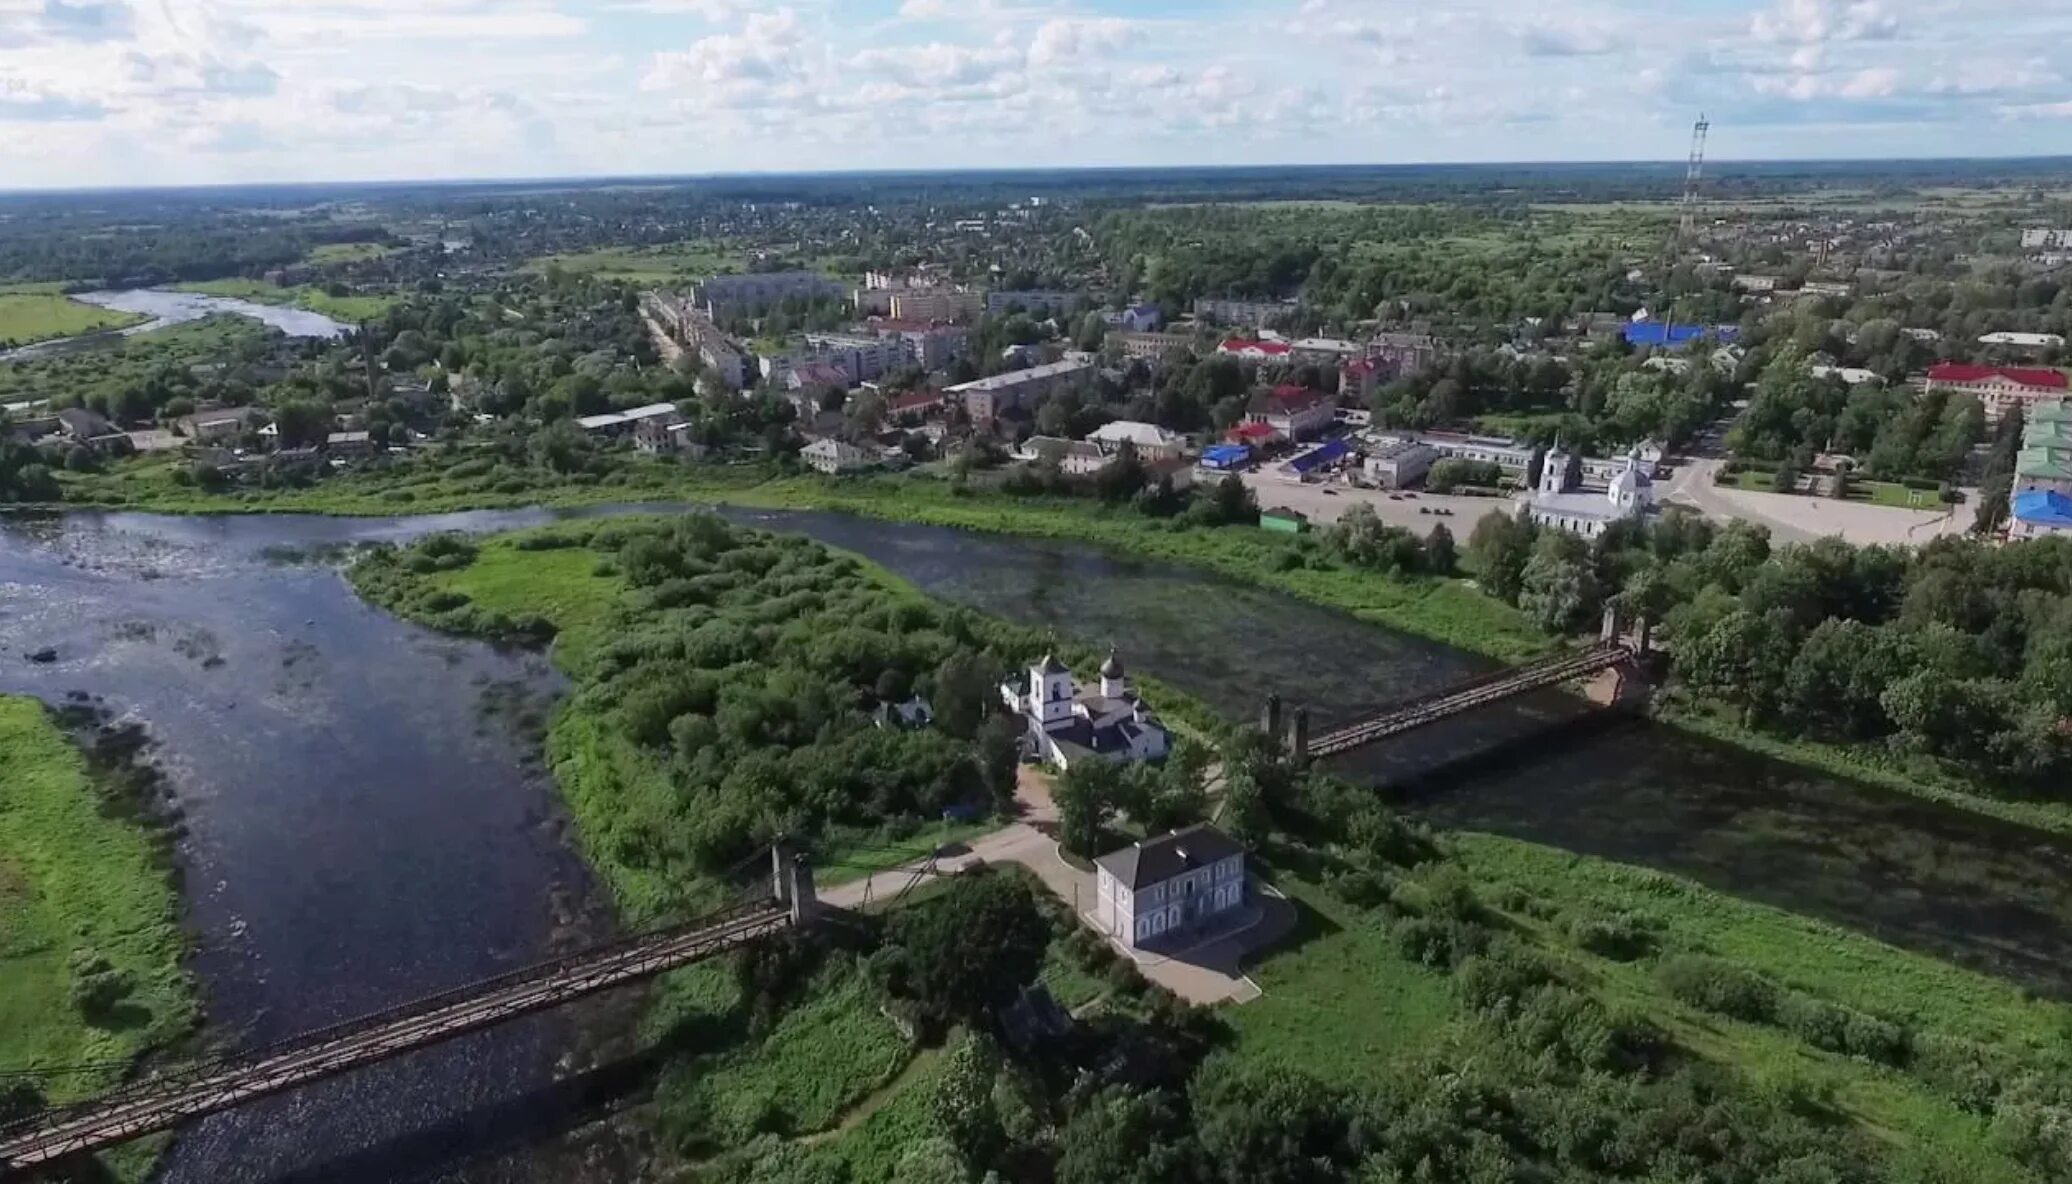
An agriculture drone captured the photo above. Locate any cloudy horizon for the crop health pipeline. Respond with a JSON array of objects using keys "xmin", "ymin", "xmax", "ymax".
[{"xmin": 2, "ymin": 0, "xmax": 2070, "ymax": 191}]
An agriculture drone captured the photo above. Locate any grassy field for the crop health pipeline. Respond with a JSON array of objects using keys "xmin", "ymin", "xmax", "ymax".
[
  {"xmin": 526, "ymin": 242, "xmax": 742, "ymax": 284},
  {"xmin": 171, "ymin": 278, "xmax": 394, "ymax": 323},
  {"xmin": 1852, "ymin": 479, "xmax": 1947, "ymax": 510},
  {"xmin": 1221, "ymin": 831, "xmax": 2061, "ymax": 1182},
  {"xmin": 0, "ymin": 316, "xmax": 270, "ymax": 403},
  {"xmin": 0, "ymin": 697, "xmax": 196, "ymax": 1181},
  {"xmin": 306, "ymin": 243, "xmax": 399, "ymax": 265},
  {"xmin": 0, "ymin": 287, "xmax": 147, "ymax": 348}
]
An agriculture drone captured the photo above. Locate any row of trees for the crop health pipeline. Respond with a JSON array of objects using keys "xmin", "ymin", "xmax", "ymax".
[{"xmin": 1467, "ymin": 506, "xmax": 2072, "ymax": 785}]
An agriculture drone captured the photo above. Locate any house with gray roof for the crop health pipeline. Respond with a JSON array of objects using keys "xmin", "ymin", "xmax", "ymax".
[{"xmin": 1094, "ymin": 825, "xmax": 1246, "ymax": 950}]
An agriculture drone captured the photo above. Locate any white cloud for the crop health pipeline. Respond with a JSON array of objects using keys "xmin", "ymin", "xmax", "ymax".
[
  {"xmin": 1750, "ymin": 0, "xmax": 1898, "ymax": 45},
  {"xmin": 1027, "ymin": 17, "xmax": 1134, "ymax": 68}
]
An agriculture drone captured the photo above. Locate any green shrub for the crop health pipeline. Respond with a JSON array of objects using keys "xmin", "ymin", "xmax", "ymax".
[{"xmin": 1656, "ymin": 955, "xmax": 1776, "ymax": 1022}]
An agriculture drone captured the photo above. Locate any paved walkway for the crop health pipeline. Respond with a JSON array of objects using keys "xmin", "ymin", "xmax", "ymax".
[
  {"xmin": 1659, "ymin": 457, "xmax": 1971, "ymax": 546},
  {"xmin": 816, "ymin": 767, "xmax": 1284, "ymax": 1006}
]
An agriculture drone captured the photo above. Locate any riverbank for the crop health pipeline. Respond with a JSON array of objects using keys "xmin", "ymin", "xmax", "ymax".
[
  {"xmin": 1657, "ymin": 698, "xmax": 2072, "ymax": 840},
  {"xmin": 0, "ymin": 696, "xmax": 198, "ymax": 1182},
  {"xmin": 57, "ymin": 463, "xmax": 1553, "ymax": 662},
  {"xmin": 45, "ymin": 460, "xmax": 2070, "ymax": 842}
]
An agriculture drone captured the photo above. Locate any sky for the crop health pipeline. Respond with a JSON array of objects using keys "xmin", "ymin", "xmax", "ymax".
[{"xmin": 3, "ymin": 0, "xmax": 2072, "ymax": 190}]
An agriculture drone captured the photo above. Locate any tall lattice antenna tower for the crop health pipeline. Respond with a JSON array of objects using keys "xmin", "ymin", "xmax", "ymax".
[{"xmin": 1679, "ymin": 114, "xmax": 1711, "ymax": 244}]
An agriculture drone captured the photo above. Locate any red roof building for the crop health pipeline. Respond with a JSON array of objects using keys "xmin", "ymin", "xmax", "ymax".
[
  {"xmin": 1227, "ymin": 421, "xmax": 1279, "ymax": 447},
  {"xmin": 1925, "ymin": 363, "xmax": 2070, "ymax": 422},
  {"xmin": 1219, "ymin": 338, "xmax": 1293, "ymax": 361}
]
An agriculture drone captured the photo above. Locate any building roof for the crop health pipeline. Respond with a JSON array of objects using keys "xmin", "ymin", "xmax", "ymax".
[
  {"xmin": 1928, "ymin": 364, "xmax": 2068, "ymax": 389},
  {"xmin": 2018, "ymin": 447, "xmax": 2072, "ymax": 480},
  {"xmin": 2014, "ymin": 489, "xmax": 2072, "ymax": 527},
  {"xmin": 1980, "ymin": 332, "xmax": 2066, "ymax": 347},
  {"xmin": 1228, "ymin": 422, "xmax": 1278, "ymax": 443},
  {"xmin": 1088, "ymin": 420, "xmax": 1181, "ymax": 449},
  {"xmin": 945, "ymin": 358, "xmax": 1092, "ymax": 394},
  {"xmin": 887, "ymin": 389, "xmax": 944, "ymax": 413},
  {"xmin": 1100, "ymin": 649, "xmax": 1125, "ymax": 679},
  {"xmin": 1623, "ymin": 322, "xmax": 1737, "ymax": 348},
  {"xmin": 577, "ymin": 402, "xmax": 681, "ymax": 431},
  {"xmin": 1219, "ymin": 337, "xmax": 1292, "ymax": 357},
  {"xmin": 1287, "ymin": 438, "xmax": 1350, "ymax": 474},
  {"xmin": 1096, "ymin": 825, "xmax": 1244, "ymax": 891},
  {"xmin": 1252, "ymin": 385, "xmax": 1332, "ymax": 417},
  {"xmin": 1201, "ymin": 444, "xmax": 1252, "ymax": 466}
]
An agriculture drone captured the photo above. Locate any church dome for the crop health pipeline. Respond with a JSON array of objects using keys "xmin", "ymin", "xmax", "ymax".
[{"xmin": 1100, "ymin": 649, "xmax": 1126, "ymax": 679}]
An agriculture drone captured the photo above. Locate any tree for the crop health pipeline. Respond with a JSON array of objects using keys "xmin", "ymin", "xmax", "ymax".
[
  {"xmin": 931, "ymin": 1035, "xmax": 1005, "ymax": 1169},
  {"xmin": 933, "ymin": 653, "xmax": 997, "ymax": 740},
  {"xmin": 271, "ymin": 399, "xmax": 332, "ymax": 449},
  {"xmin": 894, "ymin": 1136, "xmax": 971, "ymax": 1184},
  {"xmin": 1055, "ymin": 760, "xmax": 1119, "ymax": 857},
  {"xmin": 1056, "ymin": 1088, "xmax": 1195, "ymax": 1184},
  {"xmin": 1518, "ymin": 531, "xmax": 1600, "ymax": 633},
  {"xmin": 1425, "ymin": 522, "xmax": 1457, "ymax": 576},
  {"xmin": 1467, "ymin": 513, "xmax": 1534, "ymax": 602},
  {"xmin": 880, "ymin": 872, "xmax": 1049, "ymax": 1027},
  {"xmin": 975, "ymin": 715, "xmax": 1023, "ymax": 813},
  {"xmin": 1327, "ymin": 503, "xmax": 1424, "ymax": 573},
  {"xmin": 1096, "ymin": 442, "xmax": 1148, "ymax": 505}
]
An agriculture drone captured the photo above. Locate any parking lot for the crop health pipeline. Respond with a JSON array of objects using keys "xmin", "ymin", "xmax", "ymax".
[{"xmin": 1238, "ymin": 470, "xmax": 1514, "ymax": 536}]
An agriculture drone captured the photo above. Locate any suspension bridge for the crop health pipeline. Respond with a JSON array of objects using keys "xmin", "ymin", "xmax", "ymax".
[
  {"xmin": 0, "ymin": 844, "xmax": 927, "ymax": 1175},
  {"xmin": 1269, "ymin": 609, "xmax": 1650, "ymax": 762}
]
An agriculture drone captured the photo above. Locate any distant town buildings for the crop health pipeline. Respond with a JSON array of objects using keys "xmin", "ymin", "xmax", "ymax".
[
  {"xmin": 802, "ymin": 437, "xmax": 874, "ymax": 475},
  {"xmin": 1246, "ymin": 385, "xmax": 1335, "ymax": 441},
  {"xmin": 1924, "ymin": 363, "xmax": 2070, "ymax": 423},
  {"xmin": 999, "ymin": 650, "xmax": 1170, "ymax": 771},
  {"xmin": 577, "ymin": 403, "xmax": 682, "ymax": 437},
  {"xmin": 1105, "ymin": 304, "xmax": 1164, "ymax": 333},
  {"xmin": 695, "ymin": 272, "xmax": 846, "ymax": 317},
  {"xmin": 1218, "ymin": 337, "xmax": 1294, "ymax": 363},
  {"xmin": 1087, "ymin": 420, "xmax": 1186, "ymax": 461},
  {"xmin": 1194, "ymin": 298, "xmax": 1295, "ymax": 328},
  {"xmin": 987, "ymin": 290, "xmax": 1082, "ymax": 319},
  {"xmin": 1016, "ymin": 435, "xmax": 1107, "ymax": 475},
  {"xmin": 2021, "ymin": 228, "xmax": 2072, "ymax": 251},
  {"xmin": 1362, "ymin": 438, "xmax": 1438, "ymax": 489},
  {"xmin": 1094, "ymin": 824, "xmax": 1246, "ymax": 951},
  {"xmin": 1114, "ymin": 330, "xmax": 1196, "ymax": 362},
  {"xmin": 947, "ymin": 358, "xmax": 1093, "ymax": 421}
]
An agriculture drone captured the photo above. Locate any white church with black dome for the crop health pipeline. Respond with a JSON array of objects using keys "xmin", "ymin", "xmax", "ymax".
[{"xmin": 999, "ymin": 650, "xmax": 1171, "ymax": 770}]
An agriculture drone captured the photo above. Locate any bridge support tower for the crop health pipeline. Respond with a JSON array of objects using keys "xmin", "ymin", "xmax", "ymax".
[
  {"xmin": 771, "ymin": 845, "xmax": 819, "ymax": 924},
  {"xmin": 1261, "ymin": 693, "xmax": 1283, "ymax": 744},
  {"xmin": 1289, "ymin": 707, "xmax": 1310, "ymax": 765}
]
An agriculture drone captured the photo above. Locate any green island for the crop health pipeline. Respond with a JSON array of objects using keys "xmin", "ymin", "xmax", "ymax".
[
  {"xmin": 0, "ymin": 697, "xmax": 197, "ymax": 1182},
  {"xmin": 169, "ymin": 279, "xmax": 396, "ymax": 324},
  {"xmin": 0, "ymin": 284, "xmax": 147, "ymax": 350},
  {"xmin": 339, "ymin": 516, "xmax": 2072, "ymax": 1183}
]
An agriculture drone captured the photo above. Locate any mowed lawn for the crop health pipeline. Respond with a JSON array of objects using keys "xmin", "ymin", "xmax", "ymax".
[
  {"xmin": 0, "ymin": 697, "xmax": 194, "ymax": 1124},
  {"xmin": 0, "ymin": 287, "xmax": 145, "ymax": 347}
]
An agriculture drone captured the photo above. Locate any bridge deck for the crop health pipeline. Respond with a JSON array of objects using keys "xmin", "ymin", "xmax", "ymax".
[
  {"xmin": 1309, "ymin": 644, "xmax": 1627, "ymax": 759},
  {"xmin": 0, "ymin": 900, "xmax": 792, "ymax": 1172}
]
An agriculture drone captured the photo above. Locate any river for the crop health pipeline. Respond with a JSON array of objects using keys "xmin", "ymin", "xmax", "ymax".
[
  {"xmin": 0, "ymin": 290, "xmax": 349, "ymax": 363},
  {"xmin": 4, "ymin": 503, "xmax": 2072, "ymax": 1179}
]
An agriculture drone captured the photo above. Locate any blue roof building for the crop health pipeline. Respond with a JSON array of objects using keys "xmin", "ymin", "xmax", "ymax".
[
  {"xmin": 1200, "ymin": 444, "xmax": 1252, "ymax": 470},
  {"xmin": 2011, "ymin": 489, "xmax": 2072, "ymax": 539},
  {"xmin": 1286, "ymin": 438, "xmax": 1349, "ymax": 476},
  {"xmin": 1623, "ymin": 322, "xmax": 1741, "ymax": 350}
]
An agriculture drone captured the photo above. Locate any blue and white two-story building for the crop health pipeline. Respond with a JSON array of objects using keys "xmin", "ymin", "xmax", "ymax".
[{"xmin": 1093, "ymin": 825, "xmax": 1246, "ymax": 950}]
